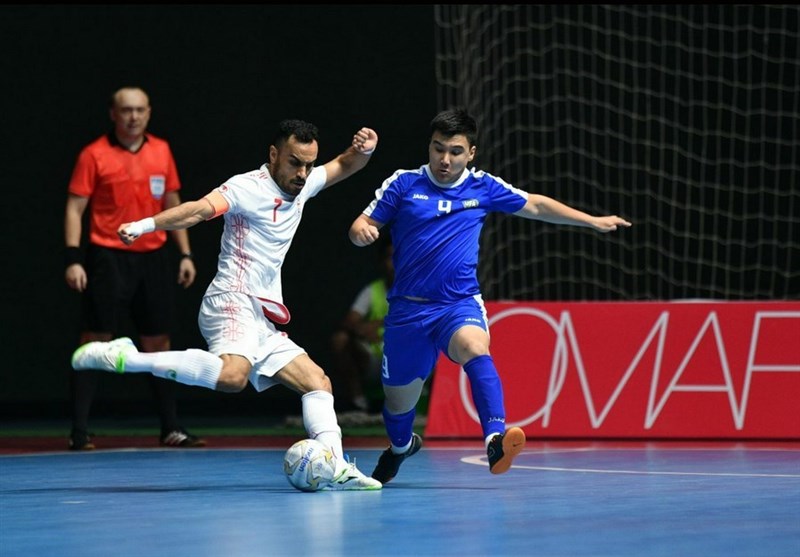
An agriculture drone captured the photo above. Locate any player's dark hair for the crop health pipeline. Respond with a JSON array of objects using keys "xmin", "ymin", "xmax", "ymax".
[
  {"xmin": 430, "ymin": 108, "xmax": 477, "ymax": 146},
  {"xmin": 274, "ymin": 119, "xmax": 319, "ymax": 148}
]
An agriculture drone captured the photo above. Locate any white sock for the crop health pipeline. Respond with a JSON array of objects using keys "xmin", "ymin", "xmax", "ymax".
[
  {"xmin": 124, "ymin": 349, "xmax": 222, "ymax": 389},
  {"xmin": 301, "ymin": 390, "xmax": 345, "ymax": 471},
  {"xmin": 485, "ymin": 433, "xmax": 501, "ymax": 449}
]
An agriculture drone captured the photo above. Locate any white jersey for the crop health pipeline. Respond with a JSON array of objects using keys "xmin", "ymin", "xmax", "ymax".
[{"xmin": 203, "ymin": 163, "xmax": 328, "ymax": 314}]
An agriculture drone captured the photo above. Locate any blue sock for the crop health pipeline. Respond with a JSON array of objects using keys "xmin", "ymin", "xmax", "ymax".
[
  {"xmin": 382, "ymin": 406, "xmax": 416, "ymax": 450},
  {"xmin": 463, "ymin": 355, "xmax": 506, "ymax": 438}
]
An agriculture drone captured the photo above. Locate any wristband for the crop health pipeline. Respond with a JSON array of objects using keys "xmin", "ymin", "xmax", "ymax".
[
  {"xmin": 125, "ymin": 217, "xmax": 156, "ymax": 238},
  {"xmin": 181, "ymin": 252, "xmax": 193, "ymax": 260},
  {"xmin": 65, "ymin": 246, "xmax": 82, "ymax": 268},
  {"xmin": 362, "ymin": 148, "xmax": 375, "ymax": 156}
]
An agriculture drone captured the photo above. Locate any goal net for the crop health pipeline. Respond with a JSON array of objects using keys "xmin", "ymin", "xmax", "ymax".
[{"xmin": 434, "ymin": 4, "xmax": 799, "ymax": 300}]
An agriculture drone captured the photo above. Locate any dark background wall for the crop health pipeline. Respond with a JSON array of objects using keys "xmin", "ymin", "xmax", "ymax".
[{"xmin": 0, "ymin": 5, "xmax": 435, "ymax": 419}]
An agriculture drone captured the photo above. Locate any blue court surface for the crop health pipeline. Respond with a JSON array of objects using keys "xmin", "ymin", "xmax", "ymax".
[{"xmin": 1, "ymin": 441, "xmax": 798, "ymax": 557}]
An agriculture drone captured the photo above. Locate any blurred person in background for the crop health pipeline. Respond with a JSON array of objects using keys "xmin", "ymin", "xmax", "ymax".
[{"xmin": 329, "ymin": 237, "xmax": 394, "ymax": 414}]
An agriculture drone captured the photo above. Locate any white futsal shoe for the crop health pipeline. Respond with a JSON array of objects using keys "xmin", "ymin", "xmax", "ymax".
[
  {"xmin": 71, "ymin": 337, "xmax": 138, "ymax": 374},
  {"xmin": 324, "ymin": 458, "xmax": 383, "ymax": 491}
]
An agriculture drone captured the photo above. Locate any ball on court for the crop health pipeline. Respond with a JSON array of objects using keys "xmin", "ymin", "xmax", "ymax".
[{"xmin": 283, "ymin": 438, "xmax": 337, "ymax": 492}]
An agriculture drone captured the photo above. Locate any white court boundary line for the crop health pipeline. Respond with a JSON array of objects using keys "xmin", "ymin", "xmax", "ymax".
[
  {"xmin": 4, "ymin": 446, "xmax": 800, "ymax": 479},
  {"xmin": 461, "ymin": 447, "xmax": 800, "ymax": 478}
]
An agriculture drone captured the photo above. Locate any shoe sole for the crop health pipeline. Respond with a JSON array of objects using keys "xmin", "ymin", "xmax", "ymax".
[
  {"xmin": 322, "ymin": 483, "xmax": 383, "ymax": 491},
  {"xmin": 490, "ymin": 427, "xmax": 526, "ymax": 475}
]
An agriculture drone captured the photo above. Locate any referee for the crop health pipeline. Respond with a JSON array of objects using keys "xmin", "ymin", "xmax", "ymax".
[{"xmin": 64, "ymin": 86, "xmax": 204, "ymax": 450}]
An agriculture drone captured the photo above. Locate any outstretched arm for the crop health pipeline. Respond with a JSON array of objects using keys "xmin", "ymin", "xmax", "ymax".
[
  {"xmin": 323, "ymin": 127, "xmax": 378, "ymax": 188},
  {"xmin": 349, "ymin": 214, "xmax": 383, "ymax": 247},
  {"xmin": 516, "ymin": 194, "xmax": 631, "ymax": 232},
  {"xmin": 118, "ymin": 197, "xmax": 217, "ymax": 245}
]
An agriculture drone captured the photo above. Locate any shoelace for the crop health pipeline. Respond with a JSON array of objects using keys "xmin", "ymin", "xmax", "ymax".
[{"xmin": 333, "ymin": 455, "xmax": 361, "ymax": 481}]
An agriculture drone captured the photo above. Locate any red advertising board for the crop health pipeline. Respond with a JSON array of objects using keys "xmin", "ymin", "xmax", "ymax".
[{"xmin": 424, "ymin": 302, "xmax": 800, "ymax": 439}]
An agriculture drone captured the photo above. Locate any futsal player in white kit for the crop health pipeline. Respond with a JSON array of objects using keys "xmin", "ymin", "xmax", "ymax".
[{"xmin": 71, "ymin": 119, "xmax": 382, "ymax": 490}]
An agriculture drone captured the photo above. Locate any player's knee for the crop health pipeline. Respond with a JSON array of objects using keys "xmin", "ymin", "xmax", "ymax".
[
  {"xmin": 456, "ymin": 341, "xmax": 490, "ymax": 363},
  {"xmin": 217, "ymin": 368, "xmax": 249, "ymax": 393},
  {"xmin": 139, "ymin": 334, "xmax": 170, "ymax": 353},
  {"xmin": 384, "ymin": 397, "xmax": 416, "ymax": 415},
  {"xmin": 383, "ymin": 380, "xmax": 424, "ymax": 414},
  {"xmin": 315, "ymin": 372, "xmax": 333, "ymax": 394},
  {"xmin": 292, "ymin": 368, "xmax": 333, "ymax": 396}
]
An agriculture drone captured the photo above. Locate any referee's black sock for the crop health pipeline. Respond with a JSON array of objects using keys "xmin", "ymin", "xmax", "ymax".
[
  {"xmin": 149, "ymin": 375, "xmax": 180, "ymax": 433},
  {"xmin": 70, "ymin": 370, "xmax": 98, "ymax": 432}
]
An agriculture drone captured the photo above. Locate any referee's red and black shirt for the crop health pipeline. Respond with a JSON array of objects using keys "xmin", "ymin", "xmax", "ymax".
[{"xmin": 68, "ymin": 132, "xmax": 181, "ymax": 252}]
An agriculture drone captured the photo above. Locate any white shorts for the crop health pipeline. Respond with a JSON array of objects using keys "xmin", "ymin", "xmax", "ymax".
[{"xmin": 198, "ymin": 292, "xmax": 305, "ymax": 392}]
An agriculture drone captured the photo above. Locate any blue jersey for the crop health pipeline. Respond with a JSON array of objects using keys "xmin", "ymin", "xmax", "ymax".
[{"xmin": 363, "ymin": 164, "xmax": 528, "ymax": 303}]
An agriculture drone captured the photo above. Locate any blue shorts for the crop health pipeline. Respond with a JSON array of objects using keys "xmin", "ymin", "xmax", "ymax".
[{"xmin": 382, "ymin": 295, "xmax": 488, "ymax": 387}]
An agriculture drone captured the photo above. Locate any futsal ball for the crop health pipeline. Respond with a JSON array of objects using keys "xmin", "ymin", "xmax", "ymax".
[{"xmin": 283, "ymin": 438, "xmax": 337, "ymax": 492}]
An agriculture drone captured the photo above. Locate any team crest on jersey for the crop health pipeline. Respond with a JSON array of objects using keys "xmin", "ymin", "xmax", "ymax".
[
  {"xmin": 149, "ymin": 175, "xmax": 165, "ymax": 200},
  {"xmin": 462, "ymin": 199, "xmax": 480, "ymax": 208}
]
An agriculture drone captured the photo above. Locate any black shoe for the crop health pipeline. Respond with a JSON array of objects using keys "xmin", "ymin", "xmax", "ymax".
[
  {"xmin": 160, "ymin": 428, "xmax": 206, "ymax": 448},
  {"xmin": 371, "ymin": 433, "xmax": 422, "ymax": 484},
  {"xmin": 487, "ymin": 427, "xmax": 526, "ymax": 474},
  {"xmin": 68, "ymin": 429, "xmax": 95, "ymax": 451}
]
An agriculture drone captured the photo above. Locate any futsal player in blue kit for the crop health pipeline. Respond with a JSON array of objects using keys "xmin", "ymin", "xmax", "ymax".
[{"xmin": 349, "ymin": 108, "xmax": 632, "ymax": 483}]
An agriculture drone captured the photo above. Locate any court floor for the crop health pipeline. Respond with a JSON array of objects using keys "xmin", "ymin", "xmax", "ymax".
[{"xmin": 1, "ymin": 440, "xmax": 798, "ymax": 557}]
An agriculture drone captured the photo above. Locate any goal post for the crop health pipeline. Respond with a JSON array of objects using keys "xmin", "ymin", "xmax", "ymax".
[{"xmin": 434, "ymin": 4, "xmax": 800, "ymax": 300}]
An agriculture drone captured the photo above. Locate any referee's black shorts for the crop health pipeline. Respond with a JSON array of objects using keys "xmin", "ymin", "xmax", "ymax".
[{"xmin": 81, "ymin": 244, "xmax": 174, "ymax": 336}]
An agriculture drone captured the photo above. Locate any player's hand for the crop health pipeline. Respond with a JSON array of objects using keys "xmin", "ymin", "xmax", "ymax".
[
  {"xmin": 118, "ymin": 218, "xmax": 154, "ymax": 245},
  {"xmin": 591, "ymin": 215, "xmax": 632, "ymax": 233},
  {"xmin": 352, "ymin": 127, "xmax": 378, "ymax": 155},
  {"xmin": 351, "ymin": 224, "xmax": 380, "ymax": 246},
  {"xmin": 178, "ymin": 257, "xmax": 196, "ymax": 288},
  {"xmin": 65, "ymin": 264, "xmax": 87, "ymax": 292},
  {"xmin": 118, "ymin": 222, "xmax": 138, "ymax": 245}
]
